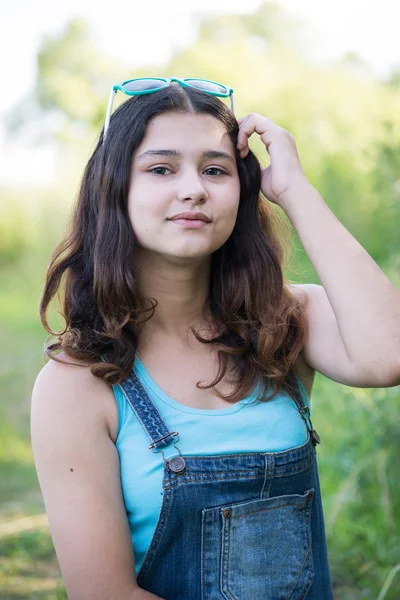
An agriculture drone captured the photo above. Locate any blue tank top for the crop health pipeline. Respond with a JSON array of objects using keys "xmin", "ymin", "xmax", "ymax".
[{"xmin": 112, "ymin": 357, "xmax": 311, "ymax": 576}]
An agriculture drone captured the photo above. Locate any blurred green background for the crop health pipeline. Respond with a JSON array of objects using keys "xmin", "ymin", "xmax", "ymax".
[{"xmin": 1, "ymin": 3, "xmax": 400, "ymax": 598}]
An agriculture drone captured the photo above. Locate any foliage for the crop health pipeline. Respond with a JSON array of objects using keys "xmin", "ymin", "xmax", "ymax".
[{"xmin": 1, "ymin": 2, "xmax": 400, "ymax": 598}]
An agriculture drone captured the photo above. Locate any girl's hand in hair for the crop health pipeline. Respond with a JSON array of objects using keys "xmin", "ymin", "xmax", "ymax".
[{"xmin": 236, "ymin": 113, "xmax": 310, "ymax": 208}]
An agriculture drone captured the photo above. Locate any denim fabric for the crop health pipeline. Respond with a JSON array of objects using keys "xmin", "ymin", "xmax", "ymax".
[{"xmin": 117, "ymin": 369, "xmax": 333, "ymax": 599}]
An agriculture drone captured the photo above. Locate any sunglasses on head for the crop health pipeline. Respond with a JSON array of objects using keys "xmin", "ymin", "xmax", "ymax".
[{"xmin": 103, "ymin": 77, "xmax": 235, "ymax": 142}]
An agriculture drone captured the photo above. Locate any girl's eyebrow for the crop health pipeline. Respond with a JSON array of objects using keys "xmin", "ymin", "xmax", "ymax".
[{"xmin": 136, "ymin": 149, "xmax": 235, "ymax": 165}]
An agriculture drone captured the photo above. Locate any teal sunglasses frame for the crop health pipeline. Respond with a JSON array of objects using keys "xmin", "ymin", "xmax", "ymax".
[{"xmin": 103, "ymin": 77, "xmax": 235, "ymax": 142}]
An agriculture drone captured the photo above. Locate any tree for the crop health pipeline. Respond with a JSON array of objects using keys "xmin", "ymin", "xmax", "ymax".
[{"xmin": 5, "ymin": 19, "xmax": 122, "ymax": 145}]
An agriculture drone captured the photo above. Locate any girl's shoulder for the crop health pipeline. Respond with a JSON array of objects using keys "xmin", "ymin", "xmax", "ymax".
[{"xmin": 35, "ymin": 352, "xmax": 118, "ymax": 443}]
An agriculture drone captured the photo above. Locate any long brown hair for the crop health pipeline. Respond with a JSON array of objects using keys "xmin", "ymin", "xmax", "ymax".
[{"xmin": 40, "ymin": 84, "xmax": 308, "ymax": 403}]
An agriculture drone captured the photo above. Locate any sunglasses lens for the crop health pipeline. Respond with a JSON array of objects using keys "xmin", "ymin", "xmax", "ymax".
[
  {"xmin": 122, "ymin": 78, "xmax": 166, "ymax": 92},
  {"xmin": 185, "ymin": 79, "xmax": 228, "ymax": 94}
]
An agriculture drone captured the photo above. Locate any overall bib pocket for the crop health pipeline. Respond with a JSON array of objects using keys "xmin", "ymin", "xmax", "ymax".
[{"xmin": 202, "ymin": 488, "xmax": 315, "ymax": 600}]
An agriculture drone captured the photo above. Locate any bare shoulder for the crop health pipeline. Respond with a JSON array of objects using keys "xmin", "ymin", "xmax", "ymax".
[
  {"xmin": 34, "ymin": 352, "xmax": 118, "ymax": 442},
  {"xmin": 35, "ymin": 352, "xmax": 109, "ymax": 403}
]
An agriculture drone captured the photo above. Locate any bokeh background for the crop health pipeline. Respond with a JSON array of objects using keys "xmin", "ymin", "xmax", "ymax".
[{"xmin": 1, "ymin": 1, "xmax": 400, "ymax": 598}]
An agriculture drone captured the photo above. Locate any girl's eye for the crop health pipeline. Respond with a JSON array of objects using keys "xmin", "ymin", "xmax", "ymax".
[
  {"xmin": 150, "ymin": 167, "xmax": 170, "ymax": 175},
  {"xmin": 204, "ymin": 167, "xmax": 226, "ymax": 176}
]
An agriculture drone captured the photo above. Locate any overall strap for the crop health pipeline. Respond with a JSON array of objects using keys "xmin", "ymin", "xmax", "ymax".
[
  {"xmin": 117, "ymin": 369, "xmax": 179, "ymax": 451},
  {"xmin": 100, "ymin": 355, "xmax": 179, "ymax": 450},
  {"xmin": 287, "ymin": 369, "xmax": 321, "ymax": 447},
  {"xmin": 109, "ymin": 358, "xmax": 187, "ymax": 473}
]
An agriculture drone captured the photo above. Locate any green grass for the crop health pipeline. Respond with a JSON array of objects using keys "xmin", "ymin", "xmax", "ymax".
[{"xmin": 0, "ymin": 529, "xmax": 67, "ymax": 599}]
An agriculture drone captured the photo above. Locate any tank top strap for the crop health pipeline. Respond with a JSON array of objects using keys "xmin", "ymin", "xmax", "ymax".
[{"xmin": 287, "ymin": 368, "xmax": 321, "ymax": 447}]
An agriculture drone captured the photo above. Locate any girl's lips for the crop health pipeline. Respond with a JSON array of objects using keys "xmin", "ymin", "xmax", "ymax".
[{"xmin": 170, "ymin": 218, "xmax": 210, "ymax": 229}]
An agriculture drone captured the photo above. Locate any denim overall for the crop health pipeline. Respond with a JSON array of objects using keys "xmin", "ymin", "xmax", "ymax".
[{"xmin": 117, "ymin": 368, "xmax": 333, "ymax": 599}]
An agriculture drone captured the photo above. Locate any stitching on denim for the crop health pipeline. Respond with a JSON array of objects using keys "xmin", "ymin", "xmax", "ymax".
[
  {"xmin": 231, "ymin": 499, "xmax": 312, "ymax": 519},
  {"xmin": 174, "ymin": 454, "xmax": 314, "ymax": 474},
  {"xmin": 297, "ymin": 491, "xmax": 315, "ymax": 600},
  {"xmin": 183, "ymin": 444, "xmax": 314, "ymax": 462},
  {"xmin": 164, "ymin": 472, "xmax": 266, "ymax": 490},
  {"xmin": 164, "ymin": 460, "xmax": 314, "ymax": 489},
  {"xmin": 163, "ymin": 454, "xmax": 315, "ymax": 487},
  {"xmin": 286, "ymin": 491, "xmax": 314, "ymax": 598},
  {"xmin": 201, "ymin": 510, "xmax": 205, "ymax": 600},
  {"xmin": 169, "ymin": 468, "xmax": 265, "ymax": 478},
  {"xmin": 288, "ymin": 545, "xmax": 311, "ymax": 600},
  {"xmin": 273, "ymin": 455, "xmax": 315, "ymax": 477},
  {"xmin": 221, "ymin": 490, "xmax": 315, "ymax": 600},
  {"xmin": 260, "ymin": 454, "xmax": 275, "ymax": 498},
  {"xmin": 221, "ymin": 512, "xmax": 240, "ymax": 600},
  {"xmin": 274, "ymin": 451, "xmax": 315, "ymax": 467},
  {"xmin": 170, "ymin": 449, "xmax": 316, "ymax": 475},
  {"xmin": 136, "ymin": 487, "xmax": 172, "ymax": 582},
  {"xmin": 119, "ymin": 376, "xmax": 176, "ymax": 450},
  {"xmin": 299, "ymin": 564, "xmax": 314, "ymax": 600}
]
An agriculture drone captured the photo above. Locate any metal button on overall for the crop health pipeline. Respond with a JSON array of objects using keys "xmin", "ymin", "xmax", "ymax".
[{"xmin": 168, "ymin": 455, "xmax": 186, "ymax": 473}]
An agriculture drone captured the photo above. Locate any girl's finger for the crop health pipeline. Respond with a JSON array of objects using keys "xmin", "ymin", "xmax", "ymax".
[{"xmin": 237, "ymin": 125, "xmax": 254, "ymax": 147}]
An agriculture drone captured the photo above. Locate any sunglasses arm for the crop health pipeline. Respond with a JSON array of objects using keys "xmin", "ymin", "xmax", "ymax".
[
  {"xmin": 103, "ymin": 86, "xmax": 117, "ymax": 143},
  {"xmin": 230, "ymin": 93, "xmax": 235, "ymax": 114}
]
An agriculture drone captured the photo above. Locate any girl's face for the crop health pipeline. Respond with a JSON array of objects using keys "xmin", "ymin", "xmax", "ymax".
[{"xmin": 128, "ymin": 111, "xmax": 241, "ymax": 263}]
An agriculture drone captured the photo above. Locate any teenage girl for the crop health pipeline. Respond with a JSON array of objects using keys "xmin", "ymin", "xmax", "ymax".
[{"xmin": 31, "ymin": 78, "xmax": 400, "ymax": 600}]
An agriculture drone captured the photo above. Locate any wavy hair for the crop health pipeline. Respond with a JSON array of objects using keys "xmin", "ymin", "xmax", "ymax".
[{"xmin": 40, "ymin": 83, "xmax": 308, "ymax": 403}]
